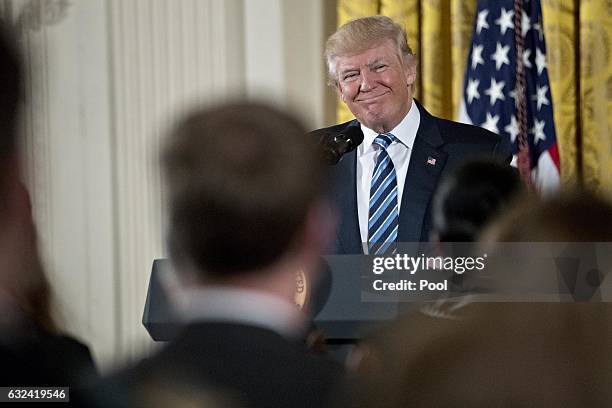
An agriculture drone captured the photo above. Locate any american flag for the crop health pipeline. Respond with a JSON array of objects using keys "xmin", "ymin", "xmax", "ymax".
[{"xmin": 459, "ymin": 0, "xmax": 560, "ymax": 193}]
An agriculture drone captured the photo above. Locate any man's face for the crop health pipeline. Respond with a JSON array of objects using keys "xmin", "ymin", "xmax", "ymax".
[{"xmin": 334, "ymin": 39, "xmax": 416, "ymax": 133}]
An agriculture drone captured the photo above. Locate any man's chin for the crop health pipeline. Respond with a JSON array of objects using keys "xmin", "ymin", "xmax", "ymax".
[{"xmin": 357, "ymin": 114, "xmax": 387, "ymax": 133}]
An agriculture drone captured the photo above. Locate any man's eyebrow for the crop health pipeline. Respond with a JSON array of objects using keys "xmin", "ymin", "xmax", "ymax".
[
  {"xmin": 338, "ymin": 66, "xmax": 359, "ymax": 75},
  {"xmin": 367, "ymin": 58, "xmax": 388, "ymax": 67},
  {"xmin": 338, "ymin": 57, "xmax": 389, "ymax": 75}
]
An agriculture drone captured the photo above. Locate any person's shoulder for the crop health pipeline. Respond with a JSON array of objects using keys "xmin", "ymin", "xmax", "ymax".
[
  {"xmin": 87, "ymin": 325, "xmax": 344, "ymax": 408},
  {"xmin": 433, "ymin": 115, "xmax": 502, "ymax": 144},
  {"xmin": 79, "ymin": 357, "xmax": 158, "ymax": 408},
  {"xmin": 43, "ymin": 332, "xmax": 91, "ymax": 352},
  {"xmin": 414, "ymin": 100, "xmax": 501, "ymax": 145},
  {"xmin": 35, "ymin": 332, "xmax": 96, "ymax": 368},
  {"xmin": 0, "ymin": 330, "xmax": 98, "ymax": 389},
  {"xmin": 433, "ymin": 116, "xmax": 513, "ymax": 161},
  {"xmin": 162, "ymin": 321, "xmax": 344, "ymax": 379}
]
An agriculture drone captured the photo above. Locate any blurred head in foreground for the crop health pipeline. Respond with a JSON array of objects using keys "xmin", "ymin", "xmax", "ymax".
[
  {"xmin": 431, "ymin": 159, "xmax": 523, "ymax": 243},
  {"xmin": 481, "ymin": 187, "xmax": 612, "ymax": 242},
  {"xmin": 476, "ymin": 187, "xmax": 612, "ymax": 301},
  {"xmin": 350, "ymin": 302, "xmax": 612, "ymax": 408},
  {"xmin": 346, "ymin": 188, "xmax": 612, "ymax": 407},
  {"xmin": 109, "ymin": 102, "xmax": 341, "ymax": 408},
  {"xmin": 163, "ymin": 102, "xmax": 332, "ymax": 299},
  {"xmin": 0, "ymin": 24, "xmax": 20, "ymax": 164},
  {"xmin": 0, "ymin": 23, "xmax": 56, "ymax": 336},
  {"xmin": 0, "ymin": 22, "xmax": 99, "ymax": 390}
]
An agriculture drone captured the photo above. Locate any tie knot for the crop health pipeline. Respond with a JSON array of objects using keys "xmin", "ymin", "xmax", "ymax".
[{"xmin": 374, "ymin": 133, "xmax": 395, "ymax": 150}]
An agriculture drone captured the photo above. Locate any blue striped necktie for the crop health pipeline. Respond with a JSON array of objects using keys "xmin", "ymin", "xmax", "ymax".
[{"xmin": 368, "ymin": 133, "xmax": 399, "ymax": 255}]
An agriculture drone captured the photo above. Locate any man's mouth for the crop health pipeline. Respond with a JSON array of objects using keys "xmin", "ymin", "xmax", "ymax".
[{"xmin": 356, "ymin": 91, "xmax": 390, "ymax": 103}]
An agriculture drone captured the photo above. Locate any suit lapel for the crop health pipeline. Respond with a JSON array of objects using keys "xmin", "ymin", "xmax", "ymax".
[{"xmin": 398, "ymin": 102, "xmax": 447, "ymax": 242}]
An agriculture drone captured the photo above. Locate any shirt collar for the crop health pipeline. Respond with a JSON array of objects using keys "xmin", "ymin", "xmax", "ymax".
[
  {"xmin": 359, "ymin": 98, "xmax": 420, "ymax": 151},
  {"xmin": 175, "ymin": 286, "xmax": 307, "ymax": 339}
]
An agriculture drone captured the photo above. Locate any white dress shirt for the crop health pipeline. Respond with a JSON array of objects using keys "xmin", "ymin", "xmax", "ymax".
[{"xmin": 357, "ymin": 99, "xmax": 420, "ymax": 249}]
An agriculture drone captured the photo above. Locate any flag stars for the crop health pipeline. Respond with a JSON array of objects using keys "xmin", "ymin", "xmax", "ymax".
[
  {"xmin": 532, "ymin": 84, "xmax": 550, "ymax": 111},
  {"xmin": 491, "ymin": 42, "xmax": 511, "ymax": 70},
  {"xmin": 522, "ymin": 48, "xmax": 533, "ymax": 68},
  {"xmin": 531, "ymin": 119, "xmax": 546, "ymax": 144},
  {"xmin": 533, "ymin": 22, "xmax": 544, "ymax": 41},
  {"xmin": 495, "ymin": 8, "xmax": 514, "ymax": 35},
  {"xmin": 504, "ymin": 115, "xmax": 520, "ymax": 143},
  {"xmin": 535, "ymin": 48, "xmax": 547, "ymax": 75},
  {"xmin": 521, "ymin": 11, "xmax": 531, "ymax": 36},
  {"xmin": 476, "ymin": 9, "xmax": 490, "ymax": 34},
  {"xmin": 484, "ymin": 77, "xmax": 506, "ymax": 106},
  {"xmin": 509, "ymin": 87, "xmax": 519, "ymax": 108},
  {"xmin": 466, "ymin": 78, "xmax": 480, "ymax": 104},
  {"xmin": 471, "ymin": 44, "xmax": 485, "ymax": 69},
  {"xmin": 463, "ymin": 4, "xmax": 559, "ymax": 190},
  {"xmin": 481, "ymin": 112, "xmax": 500, "ymax": 134}
]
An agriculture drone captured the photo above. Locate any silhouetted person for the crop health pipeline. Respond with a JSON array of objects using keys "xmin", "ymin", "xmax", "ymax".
[
  {"xmin": 340, "ymin": 188, "xmax": 612, "ymax": 407},
  {"xmin": 431, "ymin": 159, "xmax": 522, "ymax": 243},
  {"xmin": 0, "ymin": 23, "xmax": 97, "ymax": 390},
  {"xmin": 93, "ymin": 102, "xmax": 342, "ymax": 408}
]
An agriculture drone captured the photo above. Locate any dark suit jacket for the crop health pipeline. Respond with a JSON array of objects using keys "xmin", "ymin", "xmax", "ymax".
[
  {"xmin": 313, "ymin": 101, "xmax": 512, "ymax": 254},
  {"xmin": 1, "ymin": 329, "xmax": 98, "ymax": 408},
  {"xmin": 91, "ymin": 322, "xmax": 343, "ymax": 408},
  {"xmin": 0, "ymin": 331, "xmax": 97, "ymax": 387}
]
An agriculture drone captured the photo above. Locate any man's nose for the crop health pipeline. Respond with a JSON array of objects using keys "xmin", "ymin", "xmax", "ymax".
[{"xmin": 359, "ymin": 70, "xmax": 374, "ymax": 91}]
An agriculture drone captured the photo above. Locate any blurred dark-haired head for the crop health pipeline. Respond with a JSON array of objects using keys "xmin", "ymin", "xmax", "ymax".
[
  {"xmin": 482, "ymin": 187, "xmax": 612, "ymax": 242},
  {"xmin": 431, "ymin": 159, "xmax": 523, "ymax": 242},
  {"xmin": 0, "ymin": 22, "xmax": 57, "ymax": 335},
  {"xmin": 0, "ymin": 24, "xmax": 21, "ymax": 162},
  {"xmin": 0, "ymin": 23, "xmax": 22, "ymax": 217},
  {"xmin": 349, "ymin": 302, "xmax": 612, "ymax": 408},
  {"xmin": 163, "ymin": 102, "xmax": 327, "ymax": 280}
]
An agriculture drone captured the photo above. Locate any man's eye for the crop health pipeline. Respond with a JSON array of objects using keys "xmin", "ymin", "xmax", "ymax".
[
  {"xmin": 342, "ymin": 72, "xmax": 359, "ymax": 82},
  {"xmin": 374, "ymin": 65, "xmax": 387, "ymax": 71}
]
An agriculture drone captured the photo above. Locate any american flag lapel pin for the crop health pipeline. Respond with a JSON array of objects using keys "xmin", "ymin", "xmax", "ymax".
[{"xmin": 427, "ymin": 156, "xmax": 436, "ymax": 166}]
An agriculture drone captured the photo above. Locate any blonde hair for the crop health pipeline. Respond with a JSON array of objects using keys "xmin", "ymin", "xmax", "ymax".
[{"xmin": 324, "ymin": 15, "xmax": 417, "ymax": 87}]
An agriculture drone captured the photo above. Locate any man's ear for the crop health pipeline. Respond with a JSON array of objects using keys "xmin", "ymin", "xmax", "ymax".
[
  {"xmin": 405, "ymin": 64, "xmax": 416, "ymax": 87},
  {"xmin": 335, "ymin": 83, "xmax": 346, "ymax": 103}
]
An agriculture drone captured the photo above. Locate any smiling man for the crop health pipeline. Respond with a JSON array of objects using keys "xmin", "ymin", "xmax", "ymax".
[{"xmin": 316, "ymin": 16, "xmax": 512, "ymax": 254}]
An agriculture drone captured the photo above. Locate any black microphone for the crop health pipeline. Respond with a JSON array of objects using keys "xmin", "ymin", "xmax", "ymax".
[{"xmin": 319, "ymin": 124, "xmax": 364, "ymax": 165}]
